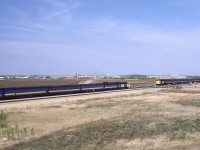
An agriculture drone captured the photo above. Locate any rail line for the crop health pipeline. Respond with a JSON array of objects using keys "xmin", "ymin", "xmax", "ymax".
[{"xmin": 0, "ymin": 85, "xmax": 157, "ymax": 104}]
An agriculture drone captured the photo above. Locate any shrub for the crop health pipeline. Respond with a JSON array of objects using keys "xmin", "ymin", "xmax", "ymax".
[{"xmin": 0, "ymin": 111, "xmax": 8, "ymax": 127}]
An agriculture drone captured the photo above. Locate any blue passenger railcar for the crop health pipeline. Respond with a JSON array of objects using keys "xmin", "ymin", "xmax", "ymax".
[
  {"xmin": 0, "ymin": 82, "xmax": 130, "ymax": 100},
  {"xmin": 49, "ymin": 85, "xmax": 81, "ymax": 91},
  {"xmin": 0, "ymin": 89, "xmax": 4, "ymax": 98},
  {"xmin": 81, "ymin": 83, "xmax": 104, "ymax": 89},
  {"xmin": 3, "ymin": 87, "xmax": 49, "ymax": 95}
]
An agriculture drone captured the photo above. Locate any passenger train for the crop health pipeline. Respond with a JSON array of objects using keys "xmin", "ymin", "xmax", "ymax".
[
  {"xmin": 0, "ymin": 82, "xmax": 130, "ymax": 100},
  {"xmin": 156, "ymin": 78, "xmax": 200, "ymax": 86}
]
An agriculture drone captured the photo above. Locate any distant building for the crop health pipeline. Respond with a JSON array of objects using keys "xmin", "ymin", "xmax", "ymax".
[
  {"xmin": 148, "ymin": 75, "xmax": 187, "ymax": 79},
  {"xmin": 74, "ymin": 73, "xmax": 79, "ymax": 78},
  {"xmin": 170, "ymin": 75, "xmax": 187, "ymax": 79},
  {"xmin": 16, "ymin": 76, "xmax": 29, "ymax": 79},
  {"xmin": 110, "ymin": 75, "xmax": 121, "ymax": 79}
]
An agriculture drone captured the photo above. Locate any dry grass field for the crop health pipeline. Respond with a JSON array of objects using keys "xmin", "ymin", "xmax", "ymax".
[
  {"xmin": 1, "ymin": 87, "xmax": 200, "ymax": 149},
  {"xmin": 0, "ymin": 79, "xmax": 87, "ymax": 88},
  {"xmin": 0, "ymin": 78, "xmax": 155, "ymax": 88},
  {"xmin": 94, "ymin": 79, "xmax": 155, "ymax": 87}
]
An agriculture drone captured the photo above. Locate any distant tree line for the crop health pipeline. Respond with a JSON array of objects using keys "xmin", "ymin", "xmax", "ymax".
[
  {"xmin": 104, "ymin": 74, "xmax": 151, "ymax": 79},
  {"xmin": 121, "ymin": 74, "xmax": 148, "ymax": 79},
  {"xmin": 187, "ymin": 76, "xmax": 200, "ymax": 79}
]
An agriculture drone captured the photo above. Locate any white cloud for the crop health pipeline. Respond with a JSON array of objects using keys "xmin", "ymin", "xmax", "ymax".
[
  {"xmin": 0, "ymin": 40, "xmax": 106, "ymax": 57},
  {"xmin": 48, "ymin": 2, "xmax": 81, "ymax": 18},
  {"xmin": 85, "ymin": 18, "xmax": 200, "ymax": 50},
  {"xmin": 2, "ymin": 0, "xmax": 82, "ymax": 32}
]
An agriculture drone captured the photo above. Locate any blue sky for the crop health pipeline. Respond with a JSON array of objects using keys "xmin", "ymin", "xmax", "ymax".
[{"xmin": 1, "ymin": 0, "xmax": 200, "ymax": 75}]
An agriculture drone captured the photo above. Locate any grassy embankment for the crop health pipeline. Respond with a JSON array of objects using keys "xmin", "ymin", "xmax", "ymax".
[{"xmin": 1, "ymin": 88, "xmax": 200, "ymax": 149}]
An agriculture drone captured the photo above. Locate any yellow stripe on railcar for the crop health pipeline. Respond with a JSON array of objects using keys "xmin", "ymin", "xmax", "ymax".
[{"xmin": 5, "ymin": 91, "xmax": 46, "ymax": 96}]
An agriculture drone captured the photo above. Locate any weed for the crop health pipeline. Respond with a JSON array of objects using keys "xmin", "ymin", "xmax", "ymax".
[
  {"xmin": 0, "ymin": 111, "xmax": 8, "ymax": 128},
  {"xmin": 0, "ymin": 125, "xmax": 36, "ymax": 139},
  {"xmin": 31, "ymin": 128, "xmax": 35, "ymax": 136},
  {"xmin": 169, "ymin": 131, "xmax": 187, "ymax": 140},
  {"xmin": 40, "ymin": 105, "xmax": 62, "ymax": 109}
]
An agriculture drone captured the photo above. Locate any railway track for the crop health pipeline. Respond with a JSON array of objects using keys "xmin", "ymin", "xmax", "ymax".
[{"xmin": 0, "ymin": 85, "xmax": 157, "ymax": 103}]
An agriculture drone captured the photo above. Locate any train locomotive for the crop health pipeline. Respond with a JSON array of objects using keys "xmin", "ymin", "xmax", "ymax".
[{"xmin": 0, "ymin": 82, "xmax": 130, "ymax": 100}]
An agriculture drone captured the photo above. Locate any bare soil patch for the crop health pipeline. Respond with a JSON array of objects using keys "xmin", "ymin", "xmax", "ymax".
[{"xmin": 0, "ymin": 79, "xmax": 86, "ymax": 88}]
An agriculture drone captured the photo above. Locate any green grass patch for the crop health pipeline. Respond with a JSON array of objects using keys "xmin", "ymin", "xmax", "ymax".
[
  {"xmin": 0, "ymin": 125, "xmax": 35, "ymax": 139},
  {"xmin": 164, "ymin": 89, "xmax": 200, "ymax": 94},
  {"xmin": 0, "ymin": 111, "xmax": 8, "ymax": 127},
  {"xmin": 176, "ymin": 99, "xmax": 200, "ymax": 107},
  {"xmin": 40, "ymin": 104, "xmax": 62, "ymax": 109},
  {"xmin": 7, "ymin": 111, "xmax": 27, "ymax": 115},
  {"xmin": 70, "ymin": 103, "xmax": 117, "ymax": 110},
  {"xmin": 74, "ymin": 97, "xmax": 113, "ymax": 104},
  {"xmin": 85, "ymin": 103, "xmax": 117, "ymax": 109}
]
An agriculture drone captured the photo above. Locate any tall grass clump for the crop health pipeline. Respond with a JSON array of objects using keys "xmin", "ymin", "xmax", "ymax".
[
  {"xmin": 0, "ymin": 125, "xmax": 36, "ymax": 139},
  {"xmin": 0, "ymin": 110, "xmax": 8, "ymax": 127},
  {"xmin": 0, "ymin": 110, "xmax": 36, "ymax": 139}
]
